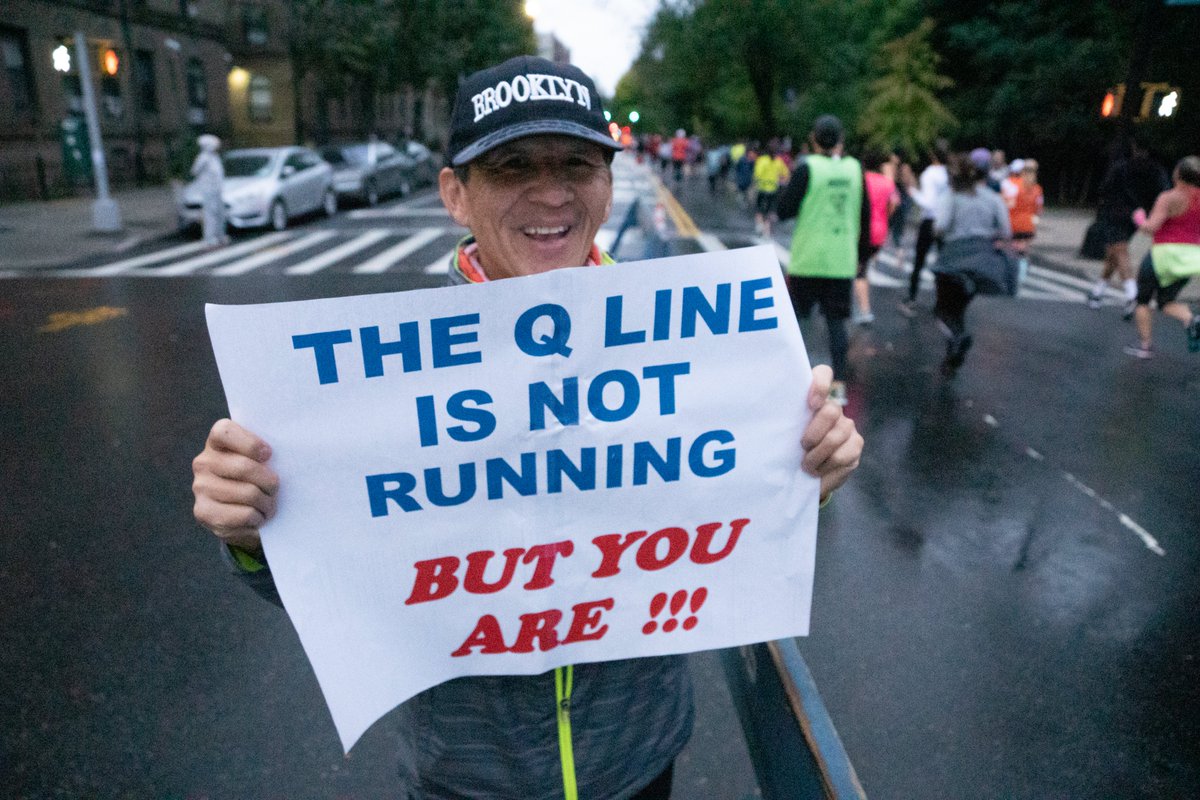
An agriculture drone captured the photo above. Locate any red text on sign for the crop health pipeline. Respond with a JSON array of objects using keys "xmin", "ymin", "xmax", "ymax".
[
  {"xmin": 451, "ymin": 598, "xmax": 615, "ymax": 657},
  {"xmin": 406, "ymin": 541, "xmax": 574, "ymax": 605},
  {"xmin": 591, "ymin": 518, "xmax": 750, "ymax": 578}
]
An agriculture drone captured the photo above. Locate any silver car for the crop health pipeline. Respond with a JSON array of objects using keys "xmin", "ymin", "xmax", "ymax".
[
  {"xmin": 178, "ymin": 146, "xmax": 337, "ymax": 233},
  {"xmin": 322, "ymin": 141, "xmax": 416, "ymax": 207}
]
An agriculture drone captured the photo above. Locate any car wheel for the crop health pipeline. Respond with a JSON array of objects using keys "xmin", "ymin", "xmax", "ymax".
[
  {"xmin": 270, "ymin": 199, "xmax": 288, "ymax": 231},
  {"xmin": 323, "ymin": 188, "xmax": 338, "ymax": 217},
  {"xmin": 365, "ymin": 181, "xmax": 379, "ymax": 207}
]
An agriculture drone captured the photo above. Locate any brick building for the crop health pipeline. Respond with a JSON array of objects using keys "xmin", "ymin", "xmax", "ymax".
[{"xmin": 1, "ymin": 0, "xmax": 234, "ymax": 200}]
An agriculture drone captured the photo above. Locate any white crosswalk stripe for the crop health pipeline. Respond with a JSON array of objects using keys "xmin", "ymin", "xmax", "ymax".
[
  {"xmin": 62, "ymin": 239, "xmax": 213, "ymax": 277},
  {"xmin": 347, "ymin": 207, "xmax": 455, "ymax": 219},
  {"xmin": 352, "ymin": 228, "xmax": 444, "ymax": 274},
  {"xmin": 210, "ymin": 231, "xmax": 338, "ymax": 276},
  {"xmin": 285, "ymin": 230, "xmax": 391, "ymax": 275},
  {"xmin": 148, "ymin": 232, "xmax": 293, "ymax": 276},
  {"xmin": 423, "ymin": 247, "xmax": 456, "ymax": 274}
]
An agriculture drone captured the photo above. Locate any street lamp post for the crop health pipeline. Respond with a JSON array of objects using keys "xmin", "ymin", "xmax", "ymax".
[{"xmin": 74, "ymin": 31, "xmax": 122, "ymax": 232}]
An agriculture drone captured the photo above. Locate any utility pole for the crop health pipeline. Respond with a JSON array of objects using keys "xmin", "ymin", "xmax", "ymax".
[{"xmin": 74, "ymin": 31, "xmax": 123, "ymax": 232}]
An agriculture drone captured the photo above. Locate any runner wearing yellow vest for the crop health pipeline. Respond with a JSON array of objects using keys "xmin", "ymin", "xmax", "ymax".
[
  {"xmin": 776, "ymin": 115, "xmax": 870, "ymax": 406},
  {"xmin": 753, "ymin": 147, "xmax": 791, "ymax": 236}
]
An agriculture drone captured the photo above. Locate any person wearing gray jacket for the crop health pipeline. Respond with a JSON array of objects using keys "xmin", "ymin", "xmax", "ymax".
[
  {"xmin": 931, "ymin": 153, "xmax": 1013, "ymax": 376},
  {"xmin": 191, "ymin": 55, "xmax": 864, "ymax": 800}
]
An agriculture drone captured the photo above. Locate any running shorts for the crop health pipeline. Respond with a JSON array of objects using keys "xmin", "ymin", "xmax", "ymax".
[{"xmin": 785, "ymin": 276, "xmax": 852, "ymax": 321}]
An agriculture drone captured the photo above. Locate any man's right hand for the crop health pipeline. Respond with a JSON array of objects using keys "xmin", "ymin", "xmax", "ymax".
[{"xmin": 192, "ymin": 419, "xmax": 278, "ymax": 554}]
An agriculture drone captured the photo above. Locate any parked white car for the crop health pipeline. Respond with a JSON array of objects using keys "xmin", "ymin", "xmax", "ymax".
[{"xmin": 177, "ymin": 146, "xmax": 337, "ymax": 233}]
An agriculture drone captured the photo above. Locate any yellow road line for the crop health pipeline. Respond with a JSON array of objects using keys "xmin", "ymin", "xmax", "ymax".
[
  {"xmin": 652, "ymin": 177, "xmax": 701, "ymax": 239},
  {"xmin": 39, "ymin": 306, "xmax": 128, "ymax": 333}
]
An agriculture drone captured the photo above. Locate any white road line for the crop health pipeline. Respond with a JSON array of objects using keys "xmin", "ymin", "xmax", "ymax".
[
  {"xmin": 284, "ymin": 230, "xmax": 390, "ymax": 275},
  {"xmin": 352, "ymin": 228, "xmax": 444, "ymax": 274},
  {"xmin": 866, "ymin": 266, "xmax": 904, "ymax": 288},
  {"xmin": 210, "ymin": 231, "xmax": 338, "ymax": 276},
  {"xmin": 348, "ymin": 207, "xmax": 454, "ymax": 219},
  {"xmin": 423, "ymin": 247, "xmax": 456, "ymax": 274},
  {"xmin": 148, "ymin": 232, "xmax": 293, "ymax": 276},
  {"xmin": 68, "ymin": 239, "xmax": 213, "ymax": 276},
  {"xmin": 696, "ymin": 232, "xmax": 727, "ymax": 252}
]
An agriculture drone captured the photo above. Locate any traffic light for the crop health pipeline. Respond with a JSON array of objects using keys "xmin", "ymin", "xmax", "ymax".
[
  {"xmin": 101, "ymin": 48, "xmax": 119, "ymax": 77},
  {"xmin": 1099, "ymin": 82, "xmax": 1180, "ymax": 120},
  {"xmin": 1101, "ymin": 85, "xmax": 1124, "ymax": 118}
]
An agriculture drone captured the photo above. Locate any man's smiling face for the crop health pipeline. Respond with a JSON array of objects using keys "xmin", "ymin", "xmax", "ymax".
[{"xmin": 439, "ymin": 135, "xmax": 614, "ymax": 280}]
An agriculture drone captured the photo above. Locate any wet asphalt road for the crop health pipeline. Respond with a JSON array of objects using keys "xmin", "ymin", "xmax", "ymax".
[
  {"xmin": 2, "ymin": 175, "xmax": 1198, "ymax": 799},
  {"xmin": 668, "ymin": 173, "xmax": 1200, "ymax": 798}
]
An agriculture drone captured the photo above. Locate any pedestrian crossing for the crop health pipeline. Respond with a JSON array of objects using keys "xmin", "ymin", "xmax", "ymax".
[
  {"xmin": 711, "ymin": 235, "xmax": 1125, "ymax": 305},
  {"xmin": 44, "ymin": 227, "xmax": 466, "ymax": 279},
  {"xmin": 9, "ymin": 172, "xmax": 1125, "ymax": 309}
]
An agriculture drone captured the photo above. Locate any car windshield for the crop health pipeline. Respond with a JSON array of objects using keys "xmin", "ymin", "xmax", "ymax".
[
  {"xmin": 321, "ymin": 145, "xmax": 370, "ymax": 167},
  {"xmin": 223, "ymin": 154, "xmax": 274, "ymax": 178}
]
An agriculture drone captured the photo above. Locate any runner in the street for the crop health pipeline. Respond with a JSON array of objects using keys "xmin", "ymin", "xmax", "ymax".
[
  {"xmin": 753, "ymin": 143, "xmax": 790, "ymax": 237},
  {"xmin": 931, "ymin": 153, "xmax": 1012, "ymax": 376},
  {"xmin": 899, "ymin": 141, "xmax": 949, "ymax": 317},
  {"xmin": 1124, "ymin": 155, "xmax": 1200, "ymax": 359},
  {"xmin": 855, "ymin": 148, "xmax": 899, "ymax": 325},
  {"xmin": 1006, "ymin": 159, "xmax": 1043, "ymax": 283},
  {"xmin": 1086, "ymin": 139, "xmax": 1170, "ymax": 317},
  {"xmin": 776, "ymin": 115, "xmax": 870, "ymax": 405}
]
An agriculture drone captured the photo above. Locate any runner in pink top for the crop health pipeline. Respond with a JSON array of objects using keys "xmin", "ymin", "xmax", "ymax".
[
  {"xmin": 855, "ymin": 149, "xmax": 900, "ymax": 325},
  {"xmin": 1125, "ymin": 155, "xmax": 1200, "ymax": 358}
]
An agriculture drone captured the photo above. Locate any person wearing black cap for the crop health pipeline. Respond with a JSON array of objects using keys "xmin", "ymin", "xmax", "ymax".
[
  {"xmin": 776, "ymin": 114, "xmax": 871, "ymax": 406},
  {"xmin": 190, "ymin": 55, "xmax": 863, "ymax": 800}
]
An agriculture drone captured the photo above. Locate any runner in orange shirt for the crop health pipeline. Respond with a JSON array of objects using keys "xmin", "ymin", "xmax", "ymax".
[{"xmin": 1006, "ymin": 159, "xmax": 1043, "ymax": 282}]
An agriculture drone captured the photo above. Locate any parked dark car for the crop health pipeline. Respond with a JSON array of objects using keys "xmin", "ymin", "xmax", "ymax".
[
  {"xmin": 398, "ymin": 140, "xmax": 440, "ymax": 188},
  {"xmin": 322, "ymin": 141, "xmax": 417, "ymax": 207}
]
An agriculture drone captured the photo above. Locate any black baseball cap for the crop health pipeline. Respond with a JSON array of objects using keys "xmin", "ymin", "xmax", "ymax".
[
  {"xmin": 447, "ymin": 55, "xmax": 621, "ymax": 167},
  {"xmin": 812, "ymin": 114, "xmax": 844, "ymax": 150}
]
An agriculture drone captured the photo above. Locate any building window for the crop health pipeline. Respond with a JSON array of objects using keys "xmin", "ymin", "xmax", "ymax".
[
  {"xmin": 248, "ymin": 73, "xmax": 271, "ymax": 122},
  {"xmin": 0, "ymin": 27, "xmax": 35, "ymax": 117},
  {"xmin": 186, "ymin": 57, "xmax": 207, "ymax": 123},
  {"xmin": 133, "ymin": 49, "xmax": 157, "ymax": 112},
  {"xmin": 242, "ymin": 5, "xmax": 268, "ymax": 47}
]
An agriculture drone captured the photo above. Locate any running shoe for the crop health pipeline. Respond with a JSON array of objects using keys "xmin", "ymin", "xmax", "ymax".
[
  {"xmin": 1086, "ymin": 291, "xmax": 1103, "ymax": 310},
  {"xmin": 940, "ymin": 334, "xmax": 973, "ymax": 376},
  {"xmin": 897, "ymin": 299, "xmax": 918, "ymax": 318},
  {"xmin": 853, "ymin": 311, "xmax": 875, "ymax": 326},
  {"xmin": 829, "ymin": 380, "xmax": 848, "ymax": 406},
  {"xmin": 1188, "ymin": 316, "xmax": 1200, "ymax": 352},
  {"xmin": 1122, "ymin": 298, "xmax": 1137, "ymax": 321},
  {"xmin": 1123, "ymin": 344, "xmax": 1154, "ymax": 359}
]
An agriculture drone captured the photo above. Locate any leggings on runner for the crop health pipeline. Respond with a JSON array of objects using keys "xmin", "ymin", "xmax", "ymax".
[
  {"xmin": 934, "ymin": 273, "xmax": 974, "ymax": 336},
  {"xmin": 908, "ymin": 218, "xmax": 937, "ymax": 302}
]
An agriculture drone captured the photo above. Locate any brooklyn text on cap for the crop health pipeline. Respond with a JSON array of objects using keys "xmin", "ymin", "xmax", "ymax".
[{"xmin": 448, "ymin": 55, "xmax": 621, "ymax": 167}]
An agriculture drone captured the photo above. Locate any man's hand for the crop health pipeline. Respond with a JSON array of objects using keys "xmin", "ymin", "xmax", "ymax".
[
  {"xmin": 800, "ymin": 365, "xmax": 863, "ymax": 501},
  {"xmin": 192, "ymin": 419, "xmax": 278, "ymax": 554}
]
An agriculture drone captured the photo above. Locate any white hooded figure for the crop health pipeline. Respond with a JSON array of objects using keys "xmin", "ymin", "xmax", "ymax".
[{"xmin": 191, "ymin": 134, "xmax": 227, "ymax": 245}]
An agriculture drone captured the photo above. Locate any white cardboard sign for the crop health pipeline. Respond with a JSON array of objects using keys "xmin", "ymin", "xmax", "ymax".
[{"xmin": 205, "ymin": 245, "xmax": 819, "ymax": 751}]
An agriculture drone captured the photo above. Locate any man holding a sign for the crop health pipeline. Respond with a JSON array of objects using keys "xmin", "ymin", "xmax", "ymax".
[{"xmin": 192, "ymin": 56, "xmax": 863, "ymax": 800}]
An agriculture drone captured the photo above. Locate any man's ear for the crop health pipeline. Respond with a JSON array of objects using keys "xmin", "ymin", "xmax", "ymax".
[
  {"xmin": 601, "ymin": 168, "xmax": 614, "ymax": 223},
  {"xmin": 439, "ymin": 167, "xmax": 470, "ymax": 227}
]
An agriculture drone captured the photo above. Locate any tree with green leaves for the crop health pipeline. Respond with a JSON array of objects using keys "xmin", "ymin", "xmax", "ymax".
[{"xmin": 858, "ymin": 18, "xmax": 956, "ymax": 157}]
